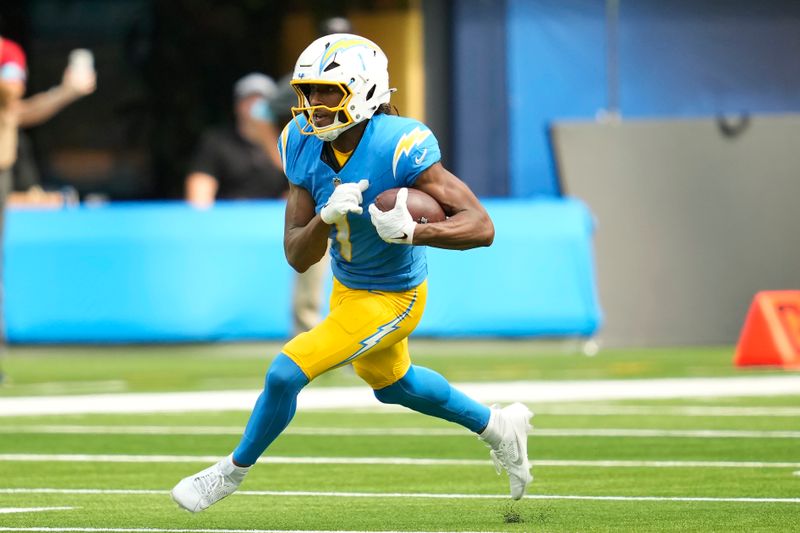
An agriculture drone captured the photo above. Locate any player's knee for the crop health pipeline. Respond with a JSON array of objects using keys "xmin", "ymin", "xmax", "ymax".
[
  {"xmin": 265, "ymin": 353, "xmax": 309, "ymax": 394},
  {"xmin": 373, "ymin": 382, "xmax": 403, "ymax": 404},
  {"xmin": 373, "ymin": 366, "xmax": 450, "ymax": 406},
  {"xmin": 402, "ymin": 365, "xmax": 450, "ymax": 404}
]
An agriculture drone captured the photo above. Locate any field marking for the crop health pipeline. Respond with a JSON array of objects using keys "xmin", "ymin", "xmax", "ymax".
[
  {"xmin": 0, "ymin": 507, "xmax": 75, "ymax": 514},
  {"xmin": 0, "ymin": 454, "xmax": 487, "ymax": 466},
  {"xmin": 7, "ymin": 381, "xmax": 127, "ymax": 395},
  {"xmin": 0, "ymin": 529, "xmax": 501, "ymax": 533},
  {"xmin": 2, "ymin": 375, "xmax": 800, "ymax": 416},
  {"xmin": 1, "ymin": 488, "xmax": 799, "ymax": 504},
  {"xmin": 1, "ymin": 454, "xmax": 799, "ymax": 469},
  {"xmin": 2, "ymin": 425, "xmax": 799, "ymax": 439},
  {"xmin": 534, "ymin": 405, "xmax": 800, "ymax": 417},
  {"xmin": 533, "ymin": 428, "xmax": 800, "ymax": 439}
]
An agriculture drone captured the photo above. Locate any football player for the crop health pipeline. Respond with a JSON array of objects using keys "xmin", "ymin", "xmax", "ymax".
[{"xmin": 171, "ymin": 33, "xmax": 533, "ymax": 512}]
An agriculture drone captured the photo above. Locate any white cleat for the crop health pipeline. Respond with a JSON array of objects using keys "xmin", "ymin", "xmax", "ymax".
[
  {"xmin": 171, "ymin": 455, "xmax": 250, "ymax": 513},
  {"xmin": 480, "ymin": 402, "xmax": 533, "ymax": 500}
]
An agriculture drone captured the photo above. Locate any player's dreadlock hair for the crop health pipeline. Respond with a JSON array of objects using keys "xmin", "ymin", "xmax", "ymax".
[{"xmin": 375, "ymin": 103, "xmax": 399, "ymax": 116}]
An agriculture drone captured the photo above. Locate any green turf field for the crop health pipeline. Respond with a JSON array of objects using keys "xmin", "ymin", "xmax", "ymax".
[{"xmin": 0, "ymin": 341, "xmax": 798, "ymax": 532}]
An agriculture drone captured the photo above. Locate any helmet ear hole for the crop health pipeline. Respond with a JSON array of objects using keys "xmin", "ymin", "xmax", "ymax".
[{"xmin": 366, "ymin": 84, "xmax": 376, "ymax": 101}]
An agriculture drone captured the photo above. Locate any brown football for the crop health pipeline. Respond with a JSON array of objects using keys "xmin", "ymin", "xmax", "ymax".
[{"xmin": 375, "ymin": 188, "xmax": 446, "ymax": 224}]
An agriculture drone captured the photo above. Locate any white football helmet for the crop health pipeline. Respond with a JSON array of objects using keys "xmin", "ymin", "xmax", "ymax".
[{"xmin": 290, "ymin": 33, "xmax": 393, "ymax": 141}]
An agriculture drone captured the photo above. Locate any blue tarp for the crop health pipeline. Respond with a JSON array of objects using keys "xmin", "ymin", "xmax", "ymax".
[{"xmin": 4, "ymin": 199, "xmax": 601, "ymax": 342}]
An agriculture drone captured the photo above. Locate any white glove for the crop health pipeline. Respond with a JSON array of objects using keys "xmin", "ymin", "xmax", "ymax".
[
  {"xmin": 368, "ymin": 187, "xmax": 417, "ymax": 245},
  {"xmin": 320, "ymin": 179, "xmax": 369, "ymax": 225}
]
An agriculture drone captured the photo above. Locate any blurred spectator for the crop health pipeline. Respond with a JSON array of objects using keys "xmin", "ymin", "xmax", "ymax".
[
  {"xmin": 0, "ymin": 36, "xmax": 95, "ymax": 381},
  {"xmin": 0, "ymin": 36, "xmax": 25, "ymax": 176},
  {"xmin": 186, "ymin": 73, "xmax": 285, "ymax": 205},
  {"xmin": 185, "ymin": 73, "xmax": 328, "ymax": 335},
  {"xmin": 1, "ymin": 40, "xmax": 95, "ymax": 207}
]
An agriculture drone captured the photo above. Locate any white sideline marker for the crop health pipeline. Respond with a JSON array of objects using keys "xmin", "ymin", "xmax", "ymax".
[
  {"xmin": 1, "ymin": 488, "xmax": 799, "ymax": 504},
  {"xmin": 2, "ymin": 375, "xmax": 800, "ymax": 416}
]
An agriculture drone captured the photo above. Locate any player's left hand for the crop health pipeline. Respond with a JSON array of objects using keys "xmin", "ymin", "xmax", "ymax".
[{"xmin": 368, "ymin": 187, "xmax": 417, "ymax": 245}]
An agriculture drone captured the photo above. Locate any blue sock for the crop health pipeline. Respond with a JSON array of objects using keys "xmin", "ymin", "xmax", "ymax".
[
  {"xmin": 233, "ymin": 353, "xmax": 309, "ymax": 465},
  {"xmin": 373, "ymin": 365, "xmax": 490, "ymax": 433}
]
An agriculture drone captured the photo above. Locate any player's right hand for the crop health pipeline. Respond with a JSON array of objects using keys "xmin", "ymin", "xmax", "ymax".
[{"xmin": 320, "ymin": 179, "xmax": 369, "ymax": 224}]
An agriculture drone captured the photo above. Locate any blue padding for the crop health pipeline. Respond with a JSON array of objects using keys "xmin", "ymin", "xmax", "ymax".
[
  {"xmin": 418, "ymin": 198, "xmax": 602, "ymax": 337},
  {"xmin": 5, "ymin": 201, "xmax": 295, "ymax": 342},
  {"xmin": 4, "ymin": 199, "xmax": 601, "ymax": 342}
]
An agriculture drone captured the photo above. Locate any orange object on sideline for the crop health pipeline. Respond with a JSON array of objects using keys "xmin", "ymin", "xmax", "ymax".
[{"xmin": 735, "ymin": 291, "xmax": 800, "ymax": 369}]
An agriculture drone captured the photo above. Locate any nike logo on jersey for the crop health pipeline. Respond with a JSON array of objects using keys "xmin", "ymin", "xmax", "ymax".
[
  {"xmin": 414, "ymin": 148, "xmax": 428, "ymax": 165},
  {"xmin": 392, "ymin": 127, "xmax": 432, "ymax": 178}
]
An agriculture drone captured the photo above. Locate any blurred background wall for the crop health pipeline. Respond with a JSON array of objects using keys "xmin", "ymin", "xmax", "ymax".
[
  {"xmin": 2, "ymin": 0, "xmax": 800, "ymax": 345},
  {"xmin": 507, "ymin": 0, "xmax": 800, "ymax": 345},
  {"xmin": 0, "ymin": 0, "xmax": 427, "ymax": 200},
  {"xmin": 553, "ymin": 116, "xmax": 800, "ymax": 346}
]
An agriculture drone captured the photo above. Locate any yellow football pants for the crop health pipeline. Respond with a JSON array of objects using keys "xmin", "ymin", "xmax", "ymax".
[{"xmin": 282, "ymin": 277, "xmax": 427, "ymax": 389}]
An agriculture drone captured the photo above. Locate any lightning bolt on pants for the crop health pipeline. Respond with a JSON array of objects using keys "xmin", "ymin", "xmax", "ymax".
[
  {"xmin": 233, "ymin": 353, "xmax": 309, "ymax": 465},
  {"xmin": 373, "ymin": 365, "xmax": 491, "ymax": 433}
]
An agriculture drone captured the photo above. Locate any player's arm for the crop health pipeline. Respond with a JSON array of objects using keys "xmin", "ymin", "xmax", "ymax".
[
  {"xmin": 284, "ymin": 182, "xmax": 331, "ymax": 273},
  {"xmin": 410, "ymin": 162, "xmax": 494, "ymax": 250}
]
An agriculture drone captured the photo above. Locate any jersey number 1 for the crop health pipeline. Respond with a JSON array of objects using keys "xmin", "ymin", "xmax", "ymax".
[{"xmin": 334, "ymin": 218, "xmax": 352, "ymax": 261}]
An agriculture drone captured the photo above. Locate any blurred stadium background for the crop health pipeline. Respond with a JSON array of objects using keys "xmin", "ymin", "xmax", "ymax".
[
  {"xmin": 1, "ymin": 1, "xmax": 799, "ymax": 532},
  {"xmin": 1, "ymin": 0, "xmax": 799, "ymax": 345}
]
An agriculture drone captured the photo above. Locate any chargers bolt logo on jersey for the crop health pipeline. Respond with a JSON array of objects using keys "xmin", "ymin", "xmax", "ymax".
[{"xmin": 392, "ymin": 127, "xmax": 433, "ymax": 178}]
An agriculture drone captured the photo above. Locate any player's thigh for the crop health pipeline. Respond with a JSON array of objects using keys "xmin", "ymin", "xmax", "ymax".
[
  {"xmin": 282, "ymin": 280, "xmax": 426, "ymax": 380},
  {"xmin": 351, "ymin": 337, "xmax": 411, "ymax": 389}
]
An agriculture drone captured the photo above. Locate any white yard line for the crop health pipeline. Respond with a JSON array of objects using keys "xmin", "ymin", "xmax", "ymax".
[
  {"xmin": 0, "ymin": 507, "xmax": 75, "ymax": 514},
  {"xmin": 1, "ymin": 425, "xmax": 799, "ymax": 439},
  {"xmin": 1, "ymin": 375, "xmax": 799, "ymax": 416},
  {"xmin": 0, "ymin": 529, "xmax": 500, "ymax": 533},
  {"xmin": 0, "ymin": 488, "xmax": 798, "ymax": 504},
  {"xmin": 532, "ymin": 428, "xmax": 800, "ymax": 438},
  {"xmin": 0, "ymin": 454, "xmax": 487, "ymax": 466},
  {"xmin": 1, "ymin": 454, "xmax": 799, "ymax": 469},
  {"xmin": 534, "ymin": 405, "xmax": 800, "ymax": 417}
]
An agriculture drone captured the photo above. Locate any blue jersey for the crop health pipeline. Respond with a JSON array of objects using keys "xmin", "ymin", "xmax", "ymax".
[{"xmin": 279, "ymin": 113, "xmax": 441, "ymax": 291}]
